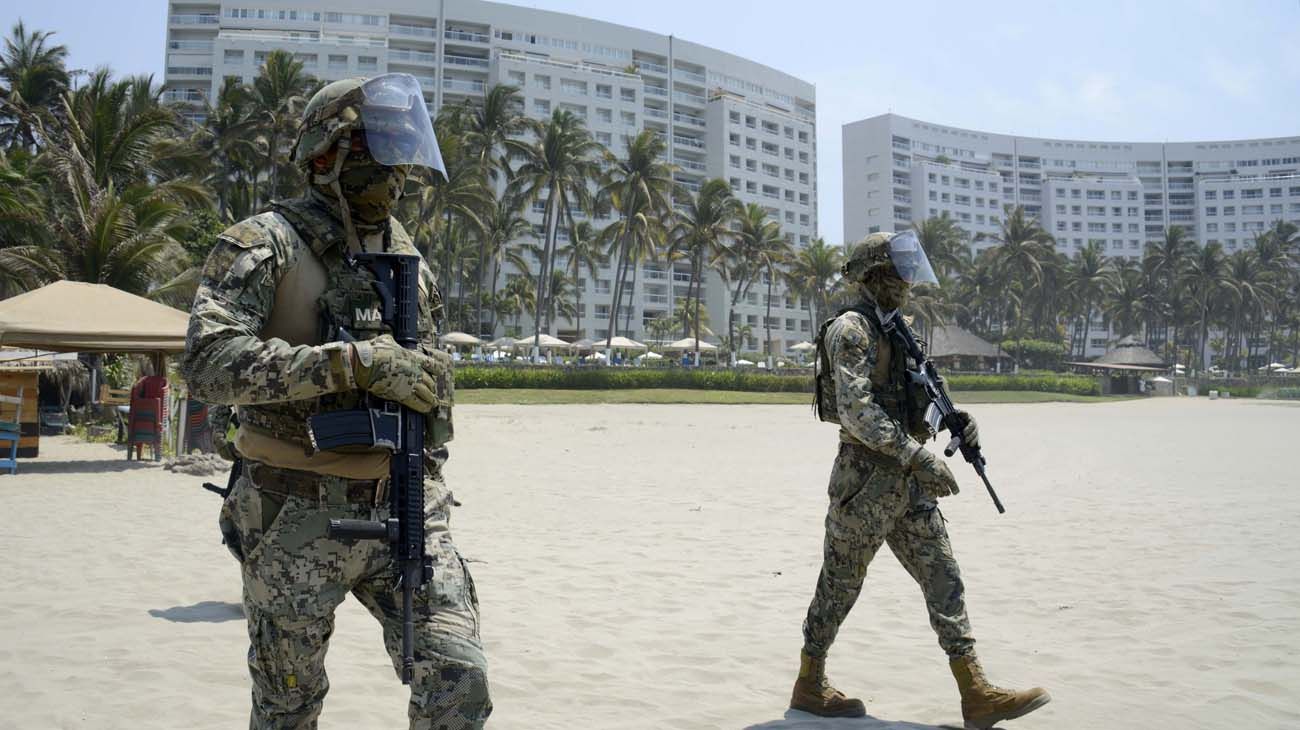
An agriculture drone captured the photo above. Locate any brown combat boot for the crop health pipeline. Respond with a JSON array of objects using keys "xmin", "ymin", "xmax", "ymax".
[
  {"xmin": 789, "ymin": 650, "xmax": 866, "ymax": 718},
  {"xmin": 949, "ymin": 654, "xmax": 1051, "ymax": 729}
]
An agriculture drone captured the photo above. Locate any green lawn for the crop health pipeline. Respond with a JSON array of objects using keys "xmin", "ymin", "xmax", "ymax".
[{"xmin": 455, "ymin": 389, "xmax": 1133, "ymax": 405}]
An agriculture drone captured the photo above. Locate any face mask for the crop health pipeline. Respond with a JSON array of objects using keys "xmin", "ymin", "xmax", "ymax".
[
  {"xmin": 336, "ymin": 150, "xmax": 409, "ymax": 224},
  {"xmin": 864, "ymin": 269, "xmax": 911, "ymax": 310}
]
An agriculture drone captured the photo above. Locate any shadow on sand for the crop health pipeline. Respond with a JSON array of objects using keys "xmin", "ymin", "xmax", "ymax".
[
  {"xmin": 745, "ymin": 710, "xmax": 959, "ymax": 730},
  {"xmin": 149, "ymin": 601, "xmax": 244, "ymax": 623},
  {"xmin": 18, "ymin": 459, "xmax": 162, "ymax": 475}
]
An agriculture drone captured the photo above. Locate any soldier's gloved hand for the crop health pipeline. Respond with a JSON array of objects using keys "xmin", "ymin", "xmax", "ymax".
[
  {"xmin": 952, "ymin": 409, "xmax": 979, "ymax": 449},
  {"xmin": 350, "ymin": 335, "xmax": 440, "ymax": 413},
  {"xmin": 909, "ymin": 447, "xmax": 960, "ymax": 499}
]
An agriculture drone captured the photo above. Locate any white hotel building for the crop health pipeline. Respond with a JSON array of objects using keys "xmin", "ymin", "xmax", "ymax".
[
  {"xmin": 163, "ymin": 0, "xmax": 819, "ymax": 351},
  {"xmin": 844, "ymin": 113, "xmax": 1300, "ymax": 357}
]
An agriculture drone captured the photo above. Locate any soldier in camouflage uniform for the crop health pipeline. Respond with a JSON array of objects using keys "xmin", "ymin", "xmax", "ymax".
[
  {"xmin": 791, "ymin": 231, "xmax": 1049, "ymax": 728},
  {"xmin": 182, "ymin": 74, "xmax": 490, "ymax": 730}
]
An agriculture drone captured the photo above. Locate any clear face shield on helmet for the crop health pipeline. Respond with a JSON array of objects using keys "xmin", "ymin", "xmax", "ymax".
[
  {"xmin": 358, "ymin": 73, "xmax": 447, "ymax": 180},
  {"xmin": 887, "ymin": 230, "xmax": 939, "ymax": 286}
]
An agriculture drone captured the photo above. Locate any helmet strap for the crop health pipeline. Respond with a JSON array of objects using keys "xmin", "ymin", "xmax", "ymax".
[{"xmin": 316, "ymin": 139, "xmax": 364, "ymax": 253}]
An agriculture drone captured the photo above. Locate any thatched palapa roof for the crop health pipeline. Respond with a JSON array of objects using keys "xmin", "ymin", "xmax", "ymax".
[
  {"xmin": 927, "ymin": 326, "xmax": 1009, "ymax": 360},
  {"xmin": 1092, "ymin": 335, "xmax": 1166, "ymax": 368}
]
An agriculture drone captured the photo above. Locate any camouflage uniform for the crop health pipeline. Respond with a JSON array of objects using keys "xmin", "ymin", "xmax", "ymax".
[
  {"xmin": 802, "ymin": 307, "xmax": 975, "ymax": 660},
  {"xmin": 182, "ymin": 194, "xmax": 490, "ymax": 729}
]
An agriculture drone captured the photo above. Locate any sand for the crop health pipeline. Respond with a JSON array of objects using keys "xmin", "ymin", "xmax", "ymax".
[{"xmin": 1, "ymin": 398, "xmax": 1298, "ymax": 729}]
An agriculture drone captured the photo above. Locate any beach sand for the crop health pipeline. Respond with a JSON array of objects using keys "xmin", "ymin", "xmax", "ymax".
[{"xmin": 1, "ymin": 398, "xmax": 1297, "ymax": 729}]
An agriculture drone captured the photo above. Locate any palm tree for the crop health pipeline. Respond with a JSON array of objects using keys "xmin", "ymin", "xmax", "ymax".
[
  {"xmin": 498, "ymin": 274, "xmax": 536, "ymax": 335},
  {"xmin": 724, "ymin": 203, "xmax": 782, "ymax": 364},
  {"xmin": 195, "ymin": 77, "xmax": 259, "ymax": 221},
  {"xmin": 669, "ymin": 178, "xmax": 740, "ymax": 363},
  {"xmin": 249, "ymin": 49, "xmax": 313, "ymax": 206},
  {"xmin": 0, "ymin": 20, "xmax": 70, "ymax": 151},
  {"xmin": 910, "ymin": 213, "xmax": 970, "ymax": 280},
  {"xmin": 511, "ymin": 109, "xmax": 600, "ymax": 355},
  {"xmin": 1181, "ymin": 242, "xmax": 1232, "ymax": 371},
  {"xmin": 402, "ymin": 109, "xmax": 489, "ymax": 303},
  {"xmin": 0, "ymin": 142, "xmax": 192, "ymax": 296},
  {"xmin": 1102, "ymin": 257, "xmax": 1144, "ymax": 340},
  {"xmin": 1064, "ymin": 242, "xmax": 1111, "ymax": 358},
  {"xmin": 753, "ymin": 230, "xmax": 794, "ymax": 367},
  {"xmin": 598, "ymin": 129, "xmax": 675, "ymax": 348},
  {"xmin": 559, "ymin": 220, "xmax": 608, "ymax": 338},
  {"xmin": 463, "ymin": 83, "xmax": 532, "ymax": 180},
  {"xmin": 475, "ymin": 189, "xmax": 531, "ymax": 336},
  {"xmin": 1145, "ymin": 225, "xmax": 1194, "ymax": 355},
  {"xmin": 785, "ymin": 236, "xmax": 843, "ymax": 335},
  {"xmin": 1224, "ymin": 248, "xmax": 1270, "ymax": 371},
  {"xmin": 541, "ymin": 270, "xmax": 578, "ymax": 329},
  {"xmin": 981, "ymin": 205, "xmax": 1054, "ymax": 350}
]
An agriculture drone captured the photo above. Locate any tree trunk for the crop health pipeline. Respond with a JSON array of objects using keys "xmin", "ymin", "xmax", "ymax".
[
  {"xmin": 532, "ymin": 194, "xmax": 557, "ymax": 360},
  {"xmin": 765, "ymin": 269, "xmax": 775, "ymax": 368},
  {"xmin": 623, "ymin": 263, "xmax": 640, "ymax": 335},
  {"xmin": 692, "ymin": 253, "xmax": 703, "ymax": 366},
  {"xmin": 488, "ymin": 259, "xmax": 502, "ymax": 337}
]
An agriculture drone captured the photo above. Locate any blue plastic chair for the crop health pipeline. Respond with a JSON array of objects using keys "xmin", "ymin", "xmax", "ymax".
[{"xmin": 0, "ymin": 386, "xmax": 23, "ymax": 475}]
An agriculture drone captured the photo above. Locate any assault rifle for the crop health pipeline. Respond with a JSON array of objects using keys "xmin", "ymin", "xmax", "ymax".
[
  {"xmin": 308, "ymin": 252, "xmax": 432, "ymax": 685},
  {"xmin": 880, "ymin": 311, "xmax": 1006, "ymax": 514}
]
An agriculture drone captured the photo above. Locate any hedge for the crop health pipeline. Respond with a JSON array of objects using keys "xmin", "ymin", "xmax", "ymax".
[
  {"xmin": 1276, "ymin": 387, "xmax": 1300, "ymax": 400},
  {"xmin": 452, "ymin": 366, "xmax": 1101, "ymax": 396}
]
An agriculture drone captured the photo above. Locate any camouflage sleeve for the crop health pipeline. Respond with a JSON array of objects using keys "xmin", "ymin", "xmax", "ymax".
[
  {"xmin": 830, "ymin": 314, "xmax": 922, "ymax": 463},
  {"xmin": 181, "ymin": 217, "xmax": 356, "ymax": 406}
]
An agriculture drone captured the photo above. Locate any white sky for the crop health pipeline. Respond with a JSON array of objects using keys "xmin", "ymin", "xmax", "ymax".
[{"xmin": 9, "ymin": 0, "xmax": 1300, "ymax": 243}]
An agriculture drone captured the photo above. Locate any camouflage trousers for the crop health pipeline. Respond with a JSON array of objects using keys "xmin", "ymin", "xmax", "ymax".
[
  {"xmin": 802, "ymin": 441, "xmax": 975, "ymax": 660},
  {"xmin": 223, "ymin": 460, "xmax": 492, "ymax": 730}
]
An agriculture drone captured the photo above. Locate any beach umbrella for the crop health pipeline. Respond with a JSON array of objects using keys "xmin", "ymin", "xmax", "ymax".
[
  {"xmin": 735, "ymin": 359, "xmax": 755, "ymax": 366},
  {"xmin": 439, "ymin": 332, "xmax": 481, "ymax": 346},
  {"xmin": 788, "ymin": 341, "xmax": 815, "ymax": 352},
  {"xmin": 487, "ymin": 336, "xmax": 516, "ymax": 351},
  {"xmin": 572, "ymin": 338, "xmax": 595, "ymax": 352},
  {"xmin": 1268, "ymin": 362, "xmax": 1287, "ymax": 370},
  {"xmin": 665, "ymin": 337, "xmax": 717, "ymax": 351},
  {"xmin": 517, "ymin": 333, "xmax": 571, "ymax": 350},
  {"xmin": 604, "ymin": 336, "xmax": 647, "ymax": 351},
  {"xmin": 588, "ymin": 351, "xmax": 607, "ymax": 361},
  {"xmin": 642, "ymin": 351, "xmax": 663, "ymax": 360}
]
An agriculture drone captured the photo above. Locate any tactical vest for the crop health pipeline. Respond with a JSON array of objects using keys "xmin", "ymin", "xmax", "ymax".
[
  {"xmin": 237, "ymin": 197, "xmax": 454, "ymax": 451},
  {"xmin": 813, "ymin": 305, "xmax": 932, "ymax": 439}
]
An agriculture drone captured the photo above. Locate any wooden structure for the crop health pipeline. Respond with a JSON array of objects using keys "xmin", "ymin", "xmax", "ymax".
[
  {"xmin": 928, "ymin": 325, "xmax": 1013, "ymax": 372},
  {"xmin": 0, "ymin": 369, "xmax": 41, "ymax": 459}
]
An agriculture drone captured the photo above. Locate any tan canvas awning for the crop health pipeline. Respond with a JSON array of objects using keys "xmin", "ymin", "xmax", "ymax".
[{"xmin": 0, "ymin": 281, "xmax": 190, "ymax": 353}]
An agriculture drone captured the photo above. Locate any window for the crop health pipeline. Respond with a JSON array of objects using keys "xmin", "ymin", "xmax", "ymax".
[
  {"xmin": 357, "ymin": 55, "xmax": 377, "ymax": 72},
  {"xmin": 597, "ymin": 108, "xmax": 612, "ymax": 124},
  {"xmin": 729, "ymin": 154, "xmax": 740, "ymax": 169},
  {"xmin": 1223, "ymin": 206, "xmax": 1235, "ymax": 216},
  {"xmin": 507, "ymin": 70, "xmax": 525, "ymax": 85},
  {"xmin": 620, "ymin": 87, "xmax": 636, "ymax": 102},
  {"xmin": 620, "ymin": 111, "xmax": 635, "ymax": 127},
  {"xmin": 1223, "ymin": 190, "xmax": 1235, "ymax": 200},
  {"xmin": 1204, "ymin": 190, "xmax": 1217, "ymax": 200},
  {"xmin": 595, "ymin": 131, "xmax": 611, "ymax": 145},
  {"xmin": 224, "ymin": 49, "xmax": 244, "ymax": 63},
  {"xmin": 533, "ymin": 99, "xmax": 550, "ymax": 115},
  {"xmin": 1087, "ymin": 190, "xmax": 1105, "ymax": 200},
  {"xmin": 561, "ymin": 79, "xmax": 587, "ymax": 96},
  {"xmin": 1111, "ymin": 191, "xmax": 1122, "ymax": 200},
  {"xmin": 533, "ymin": 74, "xmax": 551, "ymax": 90},
  {"xmin": 728, "ymin": 133, "xmax": 740, "ymax": 146},
  {"xmin": 327, "ymin": 54, "xmax": 348, "ymax": 69}
]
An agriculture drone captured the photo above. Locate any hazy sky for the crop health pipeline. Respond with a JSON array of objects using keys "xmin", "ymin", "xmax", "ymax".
[{"xmin": 8, "ymin": 0, "xmax": 1300, "ymax": 241}]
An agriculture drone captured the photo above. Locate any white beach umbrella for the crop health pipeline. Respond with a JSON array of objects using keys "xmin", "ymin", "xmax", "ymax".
[
  {"xmin": 571, "ymin": 338, "xmax": 595, "ymax": 352},
  {"xmin": 735, "ymin": 359, "xmax": 755, "ymax": 366},
  {"xmin": 1268, "ymin": 362, "xmax": 1287, "ymax": 370},
  {"xmin": 642, "ymin": 351, "xmax": 663, "ymax": 360},
  {"xmin": 516, "ymin": 333, "xmax": 572, "ymax": 350},
  {"xmin": 665, "ymin": 337, "xmax": 717, "ymax": 351},
  {"xmin": 602, "ymin": 335, "xmax": 647, "ymax": 351},
  {"xmin": 487, "ymin": 336, "xmax": 516, "ymax": 351},
  {"xmin": 439, "ymin": 331, "xmax": 482, "ymax": 346},
  {"xmin": 788, "ymin": 341, "xmax": 815, "ymax": 352}
]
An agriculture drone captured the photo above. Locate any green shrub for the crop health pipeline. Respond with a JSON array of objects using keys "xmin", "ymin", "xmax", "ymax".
[
  {"xmin": 998, "ymin": 339, "xmax": 1069, "ymax": 371},
  {"xmin": 946, "ymin": 373, "xmax": 1100, "ymax": 396},
  {"xmin": 1275, "ymin": 387, "xmax": 1300, "ymax": 400},
  {"xmin": 453, "ymin": 366, "xmax": 814, "ymax": 392},
  {"xmin": 452, "ymin": 366, "xmax": 1100, "ymax": 396}
]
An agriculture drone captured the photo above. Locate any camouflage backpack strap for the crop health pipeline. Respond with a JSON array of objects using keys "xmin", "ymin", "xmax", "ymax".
[
  {"xmin": 265, "ymin": 197, "xmax": 346, "ymax": 257},
  {"xmin": 812, "ymin": 304, "xmax": 879, "ymax": 422}
]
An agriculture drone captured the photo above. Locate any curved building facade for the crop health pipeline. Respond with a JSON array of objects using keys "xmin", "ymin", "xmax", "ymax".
[
  {"xmin": 163, "ymin": 0, "xmax": 819, "ymax": 350},
  {"xmin": 844, "ymin": 113, "xmax": 1300, "ymax": 261}
]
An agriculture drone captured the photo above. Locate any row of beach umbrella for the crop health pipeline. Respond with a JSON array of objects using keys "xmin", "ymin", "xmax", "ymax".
[{"xmin": 439, "ymin": 332, "xmax": 817, "ymax": 354}]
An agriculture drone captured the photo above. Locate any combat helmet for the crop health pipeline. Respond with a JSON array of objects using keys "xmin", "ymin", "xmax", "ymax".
[
  {"xmin": 841, "ymin": 232, "xmax": 896, "ymax": 283},
  {"xmin": 290, "ymin": 77, "xmax": 367, "ymax": 170}
]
